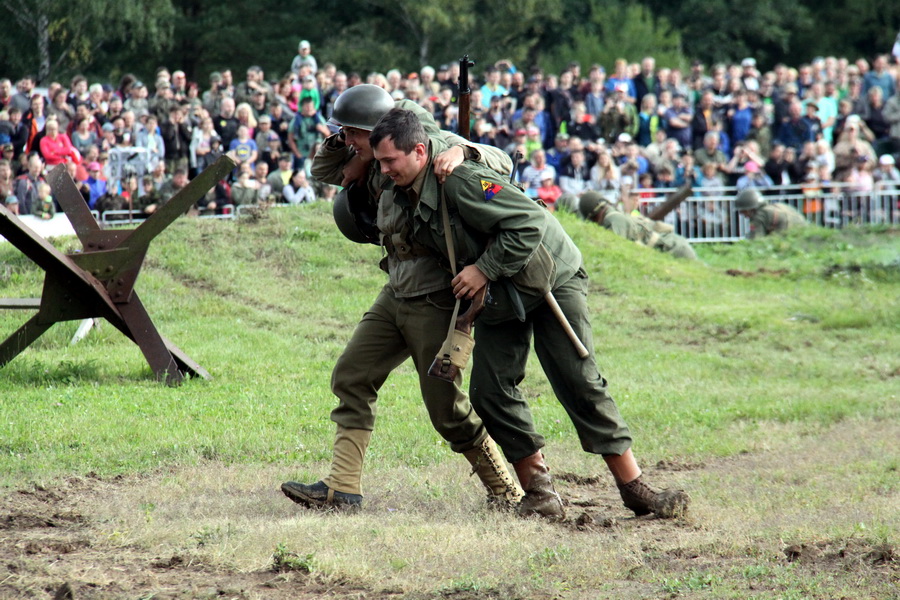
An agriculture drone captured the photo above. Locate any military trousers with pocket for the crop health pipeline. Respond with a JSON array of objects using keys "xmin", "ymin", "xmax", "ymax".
[
  {"xmin": 470, "ymin": 271, "xmax": 633, "ymax": 463},
  {"xmin": 330, "ymin": 284, "xmax": 488, "ymax": 453}
]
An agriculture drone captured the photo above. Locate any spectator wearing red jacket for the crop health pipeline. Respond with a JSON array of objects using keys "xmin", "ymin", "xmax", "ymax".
[{"xmin": 39, "ymin": 116, "xmax": 81, "ymax": 167}]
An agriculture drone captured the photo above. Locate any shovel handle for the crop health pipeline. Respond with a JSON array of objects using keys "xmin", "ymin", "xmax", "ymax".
[{"xmin": 544, "ymin": 291, "xmax": 590, "ymax": 359}]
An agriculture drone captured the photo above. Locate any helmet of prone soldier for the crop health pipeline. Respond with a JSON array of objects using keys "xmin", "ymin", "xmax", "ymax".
[
  {"xmin": 329, "ymin": 84, "xmax": 395, "ymax": 131},
  {"xmin": 577, "ymin": 190, "xmax": 614, "ymax": 221},
  {"xmin": 333, "ymin": 182, "xmax": 380, "ymax": 245},
  {"xmin": 734, "ymin": 188, "xmax": 763, "ymax": 211}
]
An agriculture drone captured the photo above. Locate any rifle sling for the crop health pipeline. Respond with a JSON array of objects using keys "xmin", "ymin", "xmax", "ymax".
[{"xmin": 439, "ymin": 186, "xmax": 463, "ymax": 361}]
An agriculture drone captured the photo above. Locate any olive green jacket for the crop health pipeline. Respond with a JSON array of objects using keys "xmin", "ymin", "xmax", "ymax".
[
  {"xmin": 311, "ymin": 100, "xmax": 513, "ymax": 297},
  {"xmin": 392, "ymin": 160, "xmax": 584, "ymax": 324},
  {"xmin": 747, "ymin": 203, "xmax": 806, "ymax": 239}
]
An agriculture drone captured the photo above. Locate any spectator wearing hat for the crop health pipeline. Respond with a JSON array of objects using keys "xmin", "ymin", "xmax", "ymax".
[
  {"xmin": 3, "ymin": 193, "xmax": 18, "ymax": 215},
  {"xmin": 740, "ymin": 58, "xmax": 760, "ymax": 92},
  {"xmin": 773, "ymin": 82, "xmax": 799, "ymax": 128},
  {"xmin": 800, "ymin": 101, "xmax": 823, "ymax": 142},
  {"xmin": 735, "ymin": 160, "xmax": 774, "ymax": 192},
  {"xmin": 84, "ymin": 161, "xmax": 107, "ymax": 209},
  {"xmin": 833, "ymin": 115, "xmax": 877, "ymax": 181},
  {"xmin": 874, "ymin": 154, "xmax": 900, "ymax": 188},
  {"xmin": 291, "ymin": 40, "xmax": 317, "ymax": 76},
  {"xmin": 599, "ymin": 82, "xmax": 637, "ymax": 144},
  {"xmin": 663, "ymin": 91, "xmax": 693, "ymax": 151},
  {"xmin": 124, "ymin": 80, "xmax": 150, "ymax": 119},
  {"xmin": 258, "ymin": 132, "xmax": 283, "ymax": 173},
  {"xmin": 299, "ymin": 74, "xmax": 321, "ymax": 112}
]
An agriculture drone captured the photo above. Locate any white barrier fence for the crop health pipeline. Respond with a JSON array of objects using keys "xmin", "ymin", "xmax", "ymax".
[{"xmin": 637, "ymin": 182, "xmax": 899, "ymax": 242}]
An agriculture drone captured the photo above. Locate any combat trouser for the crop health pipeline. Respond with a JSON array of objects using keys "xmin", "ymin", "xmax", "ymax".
[
  {"xmin": 469, "ymin": 271, "xmax": 632, "ymax": 463},
  {"xmin": 330, "ymin": 284, "xmax": 488, "ymax": 453}
]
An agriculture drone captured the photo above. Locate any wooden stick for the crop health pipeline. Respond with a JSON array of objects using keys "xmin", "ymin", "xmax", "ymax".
[{"xmin": 544, "ymin": 291, "xmax": 590, "ymax": 359}]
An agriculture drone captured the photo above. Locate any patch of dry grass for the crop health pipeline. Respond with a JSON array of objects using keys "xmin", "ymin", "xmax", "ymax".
[{"xmin": 68, "ymin": 417, "xmax": 897, "ymax": 598}]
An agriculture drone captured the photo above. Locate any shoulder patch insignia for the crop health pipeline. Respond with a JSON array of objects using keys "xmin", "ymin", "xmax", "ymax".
[{"xmin": 481, "ymin": 180, "xmax": 503, "ymax": 201}]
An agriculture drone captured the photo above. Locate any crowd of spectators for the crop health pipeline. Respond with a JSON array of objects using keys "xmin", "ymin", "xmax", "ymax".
[{"xmin": 2, "ymin": 40, "xmax": 899, "ymax": 226}]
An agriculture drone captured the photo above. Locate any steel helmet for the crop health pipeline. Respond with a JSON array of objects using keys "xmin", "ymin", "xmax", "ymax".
[
  {"xmin": 330, "ymin": 84, "xmax": 394, "ymax": 131},
  {"xmin": 577, "ymin": 191, "xmax": 614, "ymax": 221},
  {"xmin": 333, "ymin": 183, "xmax": 379, "ymax": 245},
  {"xmin": 734, "ymin": 188, "xmax": 763, "ymax": 211}
]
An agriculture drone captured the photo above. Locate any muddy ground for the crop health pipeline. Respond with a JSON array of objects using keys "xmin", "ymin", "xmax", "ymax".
[{"xmin": 1, "ymin": 446, "xmax": 897, "ymax": 600}]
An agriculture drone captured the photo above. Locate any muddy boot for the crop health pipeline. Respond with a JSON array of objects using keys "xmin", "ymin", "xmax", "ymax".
[
  {"xmin": 463, "ymin": 437, "xmax": 524, "ymax": 509},
  {"xmin": 617, "ymin": 476, "xmax": 690, "ymax": 519},
  {"xmin": 513, "ymin": 452, "xmax": 565, "ymax": 520},
  {"xmin": 281, "ymin": 426, "xmax": 371, "ymax": 510}
]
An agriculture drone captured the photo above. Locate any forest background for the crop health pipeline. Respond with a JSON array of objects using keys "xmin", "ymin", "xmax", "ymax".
[{"xmin": 3, "ymin": 0, "xmax": 900, "ymax": 86}]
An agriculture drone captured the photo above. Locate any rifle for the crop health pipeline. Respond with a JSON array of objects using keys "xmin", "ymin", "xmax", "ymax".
[
  {"xmin": 647, "ymin": 183, "xmax": 693, "ymax": 221},
  {"xmin": 458, "ymin": 55, "xmax": 475, "ymax": 140}
]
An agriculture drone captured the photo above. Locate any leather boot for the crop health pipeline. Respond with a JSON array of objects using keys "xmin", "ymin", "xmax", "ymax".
[
  {"xmin": 512, "ymin": 452, "xmax": 565, "ymax": 520},
  {"xmin": 617, "ymin": 476, "xmax": 690, "ymax": 519},
  {"xmin": 462, "ymin": 437, "xmax": 524, "ymax": 509},
  {"xmin": 281, "ymin": 426, "xmax": 371, "ymax": 510}
]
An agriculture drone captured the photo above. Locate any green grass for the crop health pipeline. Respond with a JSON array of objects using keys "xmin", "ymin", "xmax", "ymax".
[
  {"xmin": 1, "ymin": 206, "xmax": 897, "ymax": 478},
  {"xmin": 1, "ymin": 204, "xmax": 898, "ymax": 599}
]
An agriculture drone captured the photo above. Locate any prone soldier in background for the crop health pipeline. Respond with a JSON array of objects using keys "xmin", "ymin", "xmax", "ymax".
[
  {"xmin": 734, "ymin": 188, "xmax": 807, "ymax": 239},
  {"xmin": 572, "ymin": 191, "xmax": 698, "ymax": 260}
]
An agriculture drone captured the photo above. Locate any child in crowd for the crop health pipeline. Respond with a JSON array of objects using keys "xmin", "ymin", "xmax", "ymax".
[
  {"xmin": 4, "ymin": 194, "xmax": 18, "ymax": 215},
  {"xmin": 34, "ymin": 182, "xmax": 55, "ymax": 220},
  {"xmin": 536, "ymin": 174, "xmax": 562, "ymax": 210}
]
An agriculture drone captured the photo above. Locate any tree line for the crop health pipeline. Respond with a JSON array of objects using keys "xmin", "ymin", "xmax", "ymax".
[{"xmin": 2, "ymin": 0, "xmax": 898, "ymax": 85}]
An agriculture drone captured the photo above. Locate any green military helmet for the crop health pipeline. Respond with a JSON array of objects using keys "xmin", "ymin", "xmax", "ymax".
[
  {"xmin": 329, "ymin": 84, "xmax": 394, "ymax": 131},
  {"xmin": 734, "ymin": 188, "xmax": 763, "ymax": 211},
  {"xmin": 333, "ymin": 182, "xmax": 380, "ymax": 245},
  {"xmin": 577, "ymin": 190, "xmax": 614, "ymax": 221}
]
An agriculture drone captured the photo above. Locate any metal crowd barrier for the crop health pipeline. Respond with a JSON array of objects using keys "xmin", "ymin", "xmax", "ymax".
[
  {"xmin": 100, "ymin": 205, "xmax": 236, "ymax": 227},
  {"xmin": 636, "ymin": 182, "xmax": 899, "ymax": 242}
]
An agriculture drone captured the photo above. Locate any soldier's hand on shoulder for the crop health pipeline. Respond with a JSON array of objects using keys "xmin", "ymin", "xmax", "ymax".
[{"xmin": 433, "ymin": 145, "xmax": 466, "ymax": 183}]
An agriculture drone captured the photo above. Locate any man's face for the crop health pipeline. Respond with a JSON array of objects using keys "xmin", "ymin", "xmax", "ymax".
[
  {"xmin": 173, "ymin": 172, "xmax": 187, "ymax": 187},
  {"xmin": 0, "ymin": 80, "xmax": 10, "ymax": 97},
  {"xmin": 374, "ymin": 136, "xmax": 426, "ymax": 187},
  {"xmin": 342, "ymin": 126, "xmax": 373, "ymax": 161},
  {"xmin": 28, "ymin": 157, "xmax": 43, "ymax": 176}
]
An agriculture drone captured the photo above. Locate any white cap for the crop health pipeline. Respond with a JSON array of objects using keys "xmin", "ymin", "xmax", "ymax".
[
  {"xmin": 617, "ymin": 133, "xmax": 632, "ymax": 143},
  {"xmin": 879, "ymin": 154, "xmax": 895, "ymax": 165}
]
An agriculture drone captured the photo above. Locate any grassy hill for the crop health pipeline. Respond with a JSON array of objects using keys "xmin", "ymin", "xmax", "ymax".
[{"xmin": 0, "ymin": 205, "xmax": 897, "ymax": 599}]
